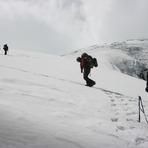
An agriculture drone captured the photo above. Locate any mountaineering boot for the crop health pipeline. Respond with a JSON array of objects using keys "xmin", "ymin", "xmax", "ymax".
[
  {"xmin": 85, "ymin": 81, "xmax": 96, "ymax": 87},
  {"xmin": 90, "ymin": 81, "xmax": 96, "ymax": 87}
]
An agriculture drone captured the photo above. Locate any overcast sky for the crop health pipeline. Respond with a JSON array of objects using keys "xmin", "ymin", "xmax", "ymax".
[{"xmin": 0, "ymin": 0, "xmax": 148, "ymax": 55}]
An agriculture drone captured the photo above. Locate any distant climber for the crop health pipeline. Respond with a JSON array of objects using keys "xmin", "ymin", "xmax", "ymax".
[
  {"xmin": 3, "ymin": 44, "xmax": 8, "ymax": 55},
  {"xmin": 76, "ymin": 53, "xmax": 98, "ymax": 87}
]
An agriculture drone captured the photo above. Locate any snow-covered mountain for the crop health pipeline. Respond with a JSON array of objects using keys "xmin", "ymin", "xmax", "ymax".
[
  {"xmin": 0, "ymin": 40, "xmax": 148, "ymax": 148},
  {"xmin": 64, "ymin": 39, "xmax": 148, "ymax": 78}
]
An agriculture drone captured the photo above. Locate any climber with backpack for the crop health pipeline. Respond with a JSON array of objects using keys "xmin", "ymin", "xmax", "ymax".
[
  {"xmin": 3, "ymin": 44, "xmax": 8, "ymax": 55},
  {"xmin": 76, "ymin": 52, "xmax": 98, "ymax": 87}
]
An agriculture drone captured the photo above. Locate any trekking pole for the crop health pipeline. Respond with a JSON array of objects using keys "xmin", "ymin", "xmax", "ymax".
[
  {"xmin": 138, "ymin": 96, "xmax": 148, "ymax": 123},
  {"xmin": 140, "ymin": 97, "xmax": 148, "ymax": 123},
  {"xmin": 138, "ymin": 96, "xmax": 141, "ymax": 122}
]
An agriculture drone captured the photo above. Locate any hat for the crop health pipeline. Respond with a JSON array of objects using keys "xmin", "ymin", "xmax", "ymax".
[{"xmin": 81, "ymin": 53, "xmax": 88, "ymax": 58}]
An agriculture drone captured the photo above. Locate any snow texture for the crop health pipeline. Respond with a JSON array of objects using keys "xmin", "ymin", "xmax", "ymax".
[{"xmin": 0, "ymin": 39, "xmax": 148, "ymax": 148}]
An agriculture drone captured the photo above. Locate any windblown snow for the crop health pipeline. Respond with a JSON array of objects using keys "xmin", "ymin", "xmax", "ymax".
[{"xmin": 0, "ymin": 39, "xmax": 148, "ymax": 148}]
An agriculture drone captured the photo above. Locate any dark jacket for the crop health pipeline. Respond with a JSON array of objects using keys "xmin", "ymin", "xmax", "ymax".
[{"xmin": 3, "ymin": 44, "xmax": 8, "ymax": 51}]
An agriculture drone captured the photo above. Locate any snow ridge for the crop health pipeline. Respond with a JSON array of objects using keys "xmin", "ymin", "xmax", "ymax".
[
  {"xmin": 0, "ymin": 40, "xmax": 148, "ymax": 148},
  {"xmin": 65, "ymin": 39, "xmax": 148, "ymax": 78}
]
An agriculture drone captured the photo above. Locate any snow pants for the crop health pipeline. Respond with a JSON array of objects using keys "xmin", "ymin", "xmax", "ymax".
[{"xmin": 83, "ymin": 68, "xmax": 95, "ymax": 86}]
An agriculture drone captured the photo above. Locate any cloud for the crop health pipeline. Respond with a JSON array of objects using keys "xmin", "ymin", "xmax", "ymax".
[
  {"xmin": 80, "ymin": 0, "xmax": 148, "ymax": 43},
  {"xmin": 0, "ymin": 0, "xmax": 92, "ymax": 54},
  {"xmin": 0, "ymin": 0, "xmax": 148, "ymax": 55}
]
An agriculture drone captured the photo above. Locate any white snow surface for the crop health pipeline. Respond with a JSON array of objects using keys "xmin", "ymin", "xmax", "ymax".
[
  {"xmin": 65, "ymin": 39, "xmax": 148, "ymax": 78},
  {"xmin": 0, "ymin": 42, "xmax": 148, "ymax": 148}
]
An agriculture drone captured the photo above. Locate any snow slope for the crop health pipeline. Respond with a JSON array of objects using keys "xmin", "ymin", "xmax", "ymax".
[
  {"xmin": 65, "ymin": 39, "xmax": 148, "ymax": 78},
  {"xmin": 0, "ymin": 46, "xmax": 148, "ymax": 148}
]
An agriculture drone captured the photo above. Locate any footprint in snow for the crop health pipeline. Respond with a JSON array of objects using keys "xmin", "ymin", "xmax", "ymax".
[
  {"xmin": 111, "ymin": 118, "xmax": 118, "ymax": 122},
  {"xmin": 135, "ymin": 137, "xmax": 148, "ymax": 145},
  {"xmin": 116, "ymin": 126, "xmax": 125, "ymax": 131},
  {"xmin": 111, "ymin": 99, "xmax": 115, "ymax": 102}
]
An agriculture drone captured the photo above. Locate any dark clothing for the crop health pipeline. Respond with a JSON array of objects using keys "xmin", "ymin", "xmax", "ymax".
[
  {"xmin": 83, "ymin": 68, "xmax": 95, "ymax": 86},
  {"xmin": 4, "ymin": 50, "xmax": 7, "ymax": 55},
  {"xmin": 80, "ymin": 57, "xmax": 90, "ymax": 71},
  {"xmin": 80, "ymin": 57, "xmax": 95, "ymax": 87},
  {"xmin": 146, "ymin": 72, "xmax": 148, "ymax": 92},
  {"xmin": 3, "ymin": 44, "xmax": 8, "ymax": 55}
]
